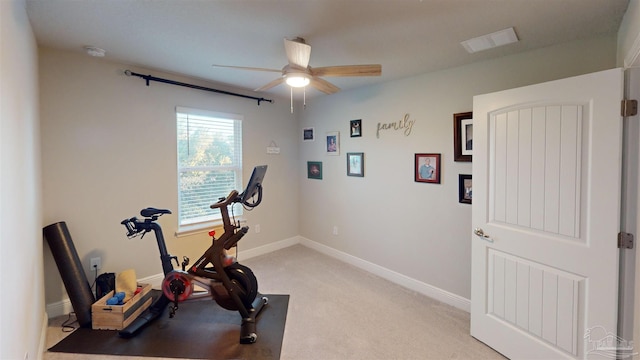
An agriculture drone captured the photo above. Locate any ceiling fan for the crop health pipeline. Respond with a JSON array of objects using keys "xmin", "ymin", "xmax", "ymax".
[{"xmin": 213, "ymin": 37, "xmax": 382, "ymax": 95}]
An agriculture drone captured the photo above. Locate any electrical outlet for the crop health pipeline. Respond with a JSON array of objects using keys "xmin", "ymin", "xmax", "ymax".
[
  {"xmin": 333, "ymin": 226, "xmax": 338, "ymax": 236},
  {"xmin": 90, "ymin": 257, "xmax": 102, "ymax": 270},
  {"xmin": 255, "ymin": 224, "xmax": 261, "ymax": 233}
]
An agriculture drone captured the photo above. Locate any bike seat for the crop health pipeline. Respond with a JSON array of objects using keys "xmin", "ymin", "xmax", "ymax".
[{"xmin": 140, "ymin": 208, "xmax": 172, "ymax": 218}]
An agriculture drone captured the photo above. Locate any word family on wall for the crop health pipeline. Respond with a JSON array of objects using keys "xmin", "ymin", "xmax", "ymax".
[{"xmin": 376, "ymin": 113, "xmax": 415, "ymax": 138}]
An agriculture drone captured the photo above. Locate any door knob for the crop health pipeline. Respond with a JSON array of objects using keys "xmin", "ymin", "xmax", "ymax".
[{"xmin": 474, "ymin": 228, "xmax": 493, "ymax": 242}]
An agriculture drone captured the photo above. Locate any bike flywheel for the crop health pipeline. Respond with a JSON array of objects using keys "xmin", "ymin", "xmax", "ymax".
[
  {"xmin": 213, "ymin": 263, "xmax": 258, "ymax": 310},
  {"xmin": 162, "ymin": 270, "xmax": 194, "ymax": 302}
]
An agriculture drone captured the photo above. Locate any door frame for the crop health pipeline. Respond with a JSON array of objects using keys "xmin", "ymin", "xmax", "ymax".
[
  {"xmin": 622, "ymin": 37, "xmax": 640, "ymax": 354},
  {"xmin": 622, "ymin": 69, "xmax": 640, "ymax": 356}
]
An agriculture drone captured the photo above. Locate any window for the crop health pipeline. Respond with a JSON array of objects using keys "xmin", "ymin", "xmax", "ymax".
[{"xmin": 176, "ymin": 107, "xmax": 242, "ymax": 231}]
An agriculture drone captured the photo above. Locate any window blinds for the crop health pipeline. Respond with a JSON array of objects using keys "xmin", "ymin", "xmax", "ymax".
[{"xmin": 176, "ymin": 107, "xmax": 243, "ymax": 226}]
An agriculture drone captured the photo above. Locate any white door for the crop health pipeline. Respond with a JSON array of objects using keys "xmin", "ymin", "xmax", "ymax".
[{"xmin": 471, "ymin": 68, "xmax": 623, "ymax": 359}]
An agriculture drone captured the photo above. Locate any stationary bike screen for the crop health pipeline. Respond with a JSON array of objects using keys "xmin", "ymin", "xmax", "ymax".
[{"xmin": 239, "ymin": 165, "xmax": 267, "ymax": 207}]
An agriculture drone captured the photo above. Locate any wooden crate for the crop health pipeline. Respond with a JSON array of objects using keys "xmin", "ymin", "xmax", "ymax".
[{"xmin": 91, "ymin": 283, "xmax": 153, "ymax": 330}]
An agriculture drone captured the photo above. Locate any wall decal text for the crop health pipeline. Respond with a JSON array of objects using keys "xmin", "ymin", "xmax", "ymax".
[{"xmin": 377, "ymin": 113, "xmax": 415, "ymax": 138}]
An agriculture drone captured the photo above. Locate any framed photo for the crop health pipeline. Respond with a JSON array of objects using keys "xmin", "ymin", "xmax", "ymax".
[
  {"xmin": 458, "ymin": 174, "xmax": 472, "ymax": 204},
  {"xmin": 303, "ymin": 127, "xmax": 315, "ymax": 142},
  {"xmin": 453, "ymin": 112, "xmax": 473, "ymax": 162},
  {"xmin": 350, "ymin": 119, "xmax": 362, "ymax": 138},
  {"xmin": 307, "ymin": 161, "xmax": 323, "ymax": 180},
  {"xmin": 326, "ymin": 131, "xmax": 340, "ymax": 155},
  {"xmin": 346, "ymin": 152, "xmax": 364, "ymax": 177},
  {"xmin": 415, "ymin": 153, "xmax": 441, "ymax": 184}
]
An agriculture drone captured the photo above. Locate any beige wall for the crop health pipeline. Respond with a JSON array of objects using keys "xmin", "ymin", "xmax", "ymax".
[
  {"xmin": 298, "ymin": 35, "xmax": 618, "ymax": 299},
  {"xmin": 40, "ymin": 48, "xmax": 300, "ymax": 305},
  {"xmin": 0, "ymin": 0, "xmax": 44, "ymax": 359}
]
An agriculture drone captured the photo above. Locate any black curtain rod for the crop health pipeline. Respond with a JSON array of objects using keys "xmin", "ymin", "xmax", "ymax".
[{"xmin": 124, "ymin": 70, "xmax": 273, "ymax": 105}]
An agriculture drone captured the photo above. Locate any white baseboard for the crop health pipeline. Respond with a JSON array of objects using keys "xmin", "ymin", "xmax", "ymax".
[
  {"xmin": 239, "ymin": 235, "xmax": 302, "ymax": 261},
  {"xmin": 299, "ymin": 237, "xmax": 471, "ymax": 312},
  {"xmin": 46, "ymin": 235, "xmax": 470, "ymax": 318},
  {"xmin": 46, "ymin": 299, "xmax": 73, "ymax": 319},
  {"xmin": 38, "ymin": 311, "xmax": 47, "ymax": 360},
  {"xmin": 137, "ymin": 235, "xmax": 304, "ymax": 288},
  {"xmin": 138, "ymin": 273, "xmax": 165, "ymax": 289}
]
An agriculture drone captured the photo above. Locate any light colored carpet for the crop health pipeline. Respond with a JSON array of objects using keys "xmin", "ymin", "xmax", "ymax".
[{"xmin": 45, "ymin": 244, "xmax": 505, "ymax": 359}]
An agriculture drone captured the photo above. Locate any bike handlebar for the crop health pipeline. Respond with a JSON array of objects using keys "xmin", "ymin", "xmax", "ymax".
[
  {"xmin": 121, "ymin": 217, "xmax": 139, "ymax": 237},
  {"xmin": 120, "ymin": 208, "xmax": 172, "ymax": 238},
  {"xmin": 210, "ymin": 190, "xmax": 240, "ymax": 210}
]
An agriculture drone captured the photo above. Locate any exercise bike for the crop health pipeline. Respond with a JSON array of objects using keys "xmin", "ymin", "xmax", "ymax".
[{"xmin": 118, "ymin": 165, "xmax": 269, "ymax": 344}]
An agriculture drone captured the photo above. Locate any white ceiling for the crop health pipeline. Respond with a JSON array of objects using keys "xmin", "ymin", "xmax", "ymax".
[{"xmin": 25, "ymin": 0, "xmax": 629, "ymax": 98}]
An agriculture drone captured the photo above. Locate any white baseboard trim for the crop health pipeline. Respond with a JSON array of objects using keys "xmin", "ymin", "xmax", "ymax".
[
  {"xmin": 299, "ymin": 237, "xmax": 471, "ymax": 312},
  {"xmin": 239, "ymin": 236, "xmax": 302, "ymax": 261},
  {"xmin": 46, "ymin": 236, "xmax": 304, "ymax": 318},
  {"xmin": 46, "ymin": 235, "xmax": 470, "ymax": 318},
  {"xmin": 138, "ymin": 273, "xmax": 165, "ymax": 289},
  {"xmin": 136, "ymin": 236, "xmax": 303, "ymax": 288},
  {"xmin": 39, "ymin": 311, "xmax": 47, "ymax": 360},
  {"xmin": 46, "ymin": 299, "xmax": 73, "ymax": 319}
]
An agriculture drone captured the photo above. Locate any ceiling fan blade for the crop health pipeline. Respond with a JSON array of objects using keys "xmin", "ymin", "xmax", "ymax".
[
  {"xmin": 255, "ymin": 77, "xmax": 285, "ymax": 92},
  {"xmin": 311, "ymin": 64, "xmax": 382, "ymax": 77},
  {"xmin": 284, "ymin": 38, "xmax": 311, "ymax": 68},
  {"xmin": 309, "ymin": 76, "xmax": 340, "ymax": 94},
  {"xmin": 212, "ymin": 64, "xmax": 281, "ymax": 73}
]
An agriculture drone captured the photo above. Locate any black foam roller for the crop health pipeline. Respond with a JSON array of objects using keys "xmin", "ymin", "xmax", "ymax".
[{"xmin": 43, "ymin": 221, "xmax": 95, "ymax": 327}]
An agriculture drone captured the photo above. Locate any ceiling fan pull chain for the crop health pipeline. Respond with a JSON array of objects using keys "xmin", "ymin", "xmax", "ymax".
[
  {"xmin": 303, "ymin": 88, "xmax": 306, "ymax": 109},
  {"xmin": 290, "ymin": 87, "xmax": 294, "ymax": 114}
]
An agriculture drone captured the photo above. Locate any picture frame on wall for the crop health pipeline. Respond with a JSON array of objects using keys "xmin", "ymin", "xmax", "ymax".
[
  {"xmin": 303, "ymin": 127, "xmax": 315, "ymax": 141},
  {"xmin": 307, "ymin": 161, "xmax": 323, "ymax": 180},
  {"xmin": 326, "ymin": 131, "xmax": 340, "ymax": 155},
  {"xmin": 415, "ymin": 153, "xmax": 441, "ymax": 184},
  {"xmin": 458, "ymin": 174, "xmax": 472, "ymax": 204},
  {"xmin": 453, "ymin": 112, "xmax": 473, "ymax": 162},
  {"xmin": 350, "ymin": 119, "xmax": 362, "ymax": 137},
  {"xmin": 346, "ymin": 152, "xmax": 364, "ymax": 177}
]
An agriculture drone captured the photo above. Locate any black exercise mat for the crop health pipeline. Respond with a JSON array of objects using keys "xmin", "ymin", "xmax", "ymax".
[{"xmin": 49, "ymin": 294, "xmax": 289, "ymax": 359}]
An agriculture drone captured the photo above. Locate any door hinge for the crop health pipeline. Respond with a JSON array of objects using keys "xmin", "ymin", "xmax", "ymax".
[
  {"xmin": 618, "ymin": 232, "xmax": 634, "ymax": 249},
  {"xmin": 621, "ymin": 99, "xmax": 638, "ymax": 117}
]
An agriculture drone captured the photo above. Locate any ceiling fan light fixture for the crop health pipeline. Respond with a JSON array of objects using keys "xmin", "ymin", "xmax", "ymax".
[{"xmin": 285, "ymin": 73, "xmax": 310, "ymax": 87}]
